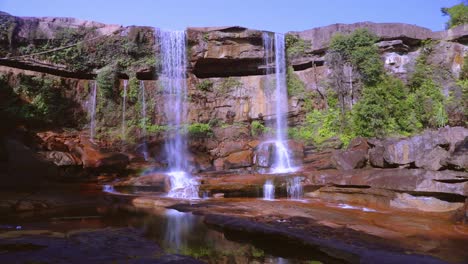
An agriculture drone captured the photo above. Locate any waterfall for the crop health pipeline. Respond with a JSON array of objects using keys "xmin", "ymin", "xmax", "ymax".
[
  {"xmin": 140, "ymin": 80, "xmax": 149, "ymax": 161},
  {"xmin": 287, "ymin": 177, "xmax": 303, "ymax": 200},
  {"xmin": 89, "ymin": 81, "xmax": 97, "ymax": 140},
  {"xmin": 121, "ymin": 79, "xmax": 128, "ymax": 138},
  {"xmin": 263, "ymin": 179, "xmax": 275, "ymax": 200},
  {"xmin": 159, "ymin": 30, "xmax": 199, "ymax": 199},
  {"xmin": 262, "ymin": 32, "xmax": 295, "ymax": 173}
]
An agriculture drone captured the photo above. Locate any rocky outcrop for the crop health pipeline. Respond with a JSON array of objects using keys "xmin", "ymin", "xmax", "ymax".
[
  {"xmin": 305, "ymin": 168, "xmax": 468, "ymax": 196},
  {"xmin": 331, "ymin": 137, "xmax": 369, "ymax": 170},
  {"xmin": 187, "ymin": 26, "xmax": 264, "ymax": 78},
  {"xmin": 368, "ymin": 127, "xmax": 468, "ymax": 171}
]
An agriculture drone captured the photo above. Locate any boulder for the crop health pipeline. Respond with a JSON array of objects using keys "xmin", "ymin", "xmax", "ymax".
[
  {"xmin": 445, "ymin": 137, "xmax": 468, "ymax": 171},
  {"xmin": 331, "ymin": 149, "xmax": 367, "ymax": 171},
  {"xmin": 224, "ymin": 150, "xmax": 253, "ymax": 169},
  {"xmin": 369, "ymin": 127, "xmax": 468, "ymax": 169},
  {"xmin": 368, "ymin": 140, "xmax": 385, "ymax": 168},
  {"xmin": 38, "ymin": 151, "xmax": 82, "ymax": 166},
  {"xmin": 73, "ymin": 138, "xmax": 129, "ymax": 170},
  {"xmin": 302, "ymin": 151, "xmax": 335, "ymax": 170},
  {"xmin": 414, "ymin": 146, "xmax": 450, "ymax": 171}
]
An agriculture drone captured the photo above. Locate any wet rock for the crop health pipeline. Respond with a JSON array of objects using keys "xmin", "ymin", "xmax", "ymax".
[
  {"xmin": 304, "ymin": 168, "xmax": 468, "ymax": 196},
  {"xmin": 253, "ymin": 142, "xmax": 274, "ymax": 168},
  {"xmin": 38, "ymin": 151, "xmax": 82, "ymax": 166},
  {"xmin": 390, "ymin": 193, "xmax": 464, "ymax": 212},
  {"xmin": 191, "ymin": 152, "xmax": 213, "ymax": 172},
  {"xmin": 224, "ymin": 150, "xmax": 253, "ymax": 169},
  {"xmin": 287, "ymin": 140, "xmax": 305, "ymax": 165},
  {"xmin": 74, "ymin": 138, "xmax": 129, "ymax": 170},
  {"xmin": 307, "ymin": 186, "xmax": 395, "ymax": 208},
  {"xmin": 210, "ymin": 140, "xmax": 247, "ymax": 158},
  {"xmin": 116, "ymin": 173, "xmax": 166, "ymax": 187}
]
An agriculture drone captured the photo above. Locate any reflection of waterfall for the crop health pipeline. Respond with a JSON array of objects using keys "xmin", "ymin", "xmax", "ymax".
[
  {"xmin": 139, "ymin": 80, "xmax": 148, "ymax": 161},
  {"xmin": 89, "ymin": 81, "xmax": 97, "ymax": 140},
  {"xmin": 102, "ymin": 184, "xmax": 115, "ymax": 193},
  {"xmin": 159, "ymin": 30, "xmax": 199, "ymax": 199},
  {"xmin": 287, "ymin": 177, "xmax": 303, "ymax": 200},
  {"xmin": 263, "ymin": 179, "xmax": 275, "ymax": 200},
  {"xmin": 164, "ymin": 209, "xmax": 196, "ymax": 252},
  {"xmin": 262, "ymin": 32, "xmax": 295, "ymax": 173},
  {"xmin": 121, "ymin": 79, "xmax": 128, "ymax": 138}
]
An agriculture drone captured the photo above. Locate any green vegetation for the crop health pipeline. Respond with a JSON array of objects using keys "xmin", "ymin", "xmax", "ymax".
[
  {"xmin": 196, "ymin": 79, "xmax": 213, "ymax": 91},
  {"xmin": 353, "ymin": 76, "xmax": 418, "ymax": 137},
  {"xmin": 441, "ymin": 3, "xmax": 468, "ymax": 28},
  {"xmin": 329, "ymin": 28, "xmax": 383, "ymax": 86},
  {"xmin": 285, "ymin": 34, "xmax": 310, "ymax": 57},
  {"xmin": 0, "ymin": 74, "xmax": 79, "ymax": 126},
  {"xmin": 407, "ymin": 41, "xmax": 447, "ymax": 128},
  {"xmin": 286, "ymin": 66, "xmax": 306, "ymax": 96},
  {"xmin": 216, "ymin": 77, "xmax": 242, "ymax": 93},
  {"xmin": 291, "ymin": 28, "xmax": 452, "ymax": 146},
  {"xmin": 187, "ymin": 123, "xmax": 213, "ymax": 138},
  {"xmin": 96, "ymin": 65, "xmax": 117, "ymax": 99},
  {"xmin": 125, "ymin": 77, "xmax": 140, "ymax": 103},
  {"xmin": 251, "ymin": 120, "xmax": 269, "ymax": 137}
]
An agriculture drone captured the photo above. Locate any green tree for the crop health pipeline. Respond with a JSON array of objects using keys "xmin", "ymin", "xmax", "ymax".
[
  {"xmin": 352, "ymin": 76, "xmax": 418, "ymax": 137},
  {"xmin": 329, "ymin": 28, "xmax": 383, "ymax": 86},
  {"xmin": 441, "ymin": 2, "xmax": 468, "ymax": 29}
]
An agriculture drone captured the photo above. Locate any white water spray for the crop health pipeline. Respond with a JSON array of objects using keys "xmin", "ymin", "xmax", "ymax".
[
  {"xmin": 263, "ymin": 179, "xmax": 275, "ymax": 200},
  {"xmin": 121, "ymin": 79, "xmax": 128, "ymax": 138},
  {"xmin": 262, "ymin": 32, "xmax": 296, "ymax": 173},
  {"xmin": 89, "ymin": 81, "xmax": 97, "ymax": 140},
  {"xmin": 287, "ymin": 177, "xmax": 303, "ymax": 200},
  {"xmin": 159, "ymin": 30, "xmax": 199, "ymax": 199},
  {"xmin": 139, "ymin": 80, "xmax": 149, "ymax": 161}
]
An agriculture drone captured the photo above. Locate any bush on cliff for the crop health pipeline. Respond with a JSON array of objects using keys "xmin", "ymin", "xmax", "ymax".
[
  {"xmin": 187, "ymin": 123, "xmax": 212, "ymax": 138},
  {"xmin": 442, "ymin": 3, "xmax": 468, "ymax": 29}
]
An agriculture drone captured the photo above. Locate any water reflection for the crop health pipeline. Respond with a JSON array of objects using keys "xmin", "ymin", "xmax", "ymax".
[
  {"xmin": 1, "ymin": 205, "xmax": 324, "ymax": 264},
  {"xmin": 164, "ymin": 209, "xmax": 196, "ymax": 252}
]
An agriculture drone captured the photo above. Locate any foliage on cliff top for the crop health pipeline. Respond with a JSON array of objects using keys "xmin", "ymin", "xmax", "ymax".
[
  {"xmin": 441, "ymin": 3, "xmax": 468, "ymax": 29},
  {"xmin": 329, "ymin": 28, "xmax": 383, "ymax": 86},
  {"xmin": 285, "ymin": 34, "xmax": 310, "ymax": 57}
]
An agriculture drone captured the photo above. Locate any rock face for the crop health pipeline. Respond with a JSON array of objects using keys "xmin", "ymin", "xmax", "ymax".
[
  {"xmin": 331, "ymin": 137, "xmax": 369, "ymax": 170},
  {"xmin": 0, "ymin": 12, "xmax": 467, "ymax": 177},
  {"xmin": 368, "ymin": 127, "xmax": 468, "ymax": 171}
]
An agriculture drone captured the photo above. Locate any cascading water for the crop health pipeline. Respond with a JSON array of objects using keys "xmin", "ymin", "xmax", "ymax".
[
  {"xmin": 287, "ymin": 177, "xmax": 303, "ymax": 200},
  {"xmin": 262, "ymin": 32, "xmax": 295, "ymax": 173},
  {"xmin": 121, "ymin": 79, "xmax": 128, "ymax": 138},
  {"xmin": 159, "ymin": 30, "xmax": 199, "ymax": 199},
  {"xmin": 89, "ymin": 81, "xmax": 97, "ymax": 140},
  {"xmin": 263, "ymin": 179, "xmax": 275, "ymax": 200},
  {"xmin": 139, "ymin": 80, "xmax": 149, "ymax": 161}
]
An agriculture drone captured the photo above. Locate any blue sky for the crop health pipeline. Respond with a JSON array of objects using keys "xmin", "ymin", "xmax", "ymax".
[{"xmin": 0, "ymin": 0, "xmax": 461, "ymax": 32}]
